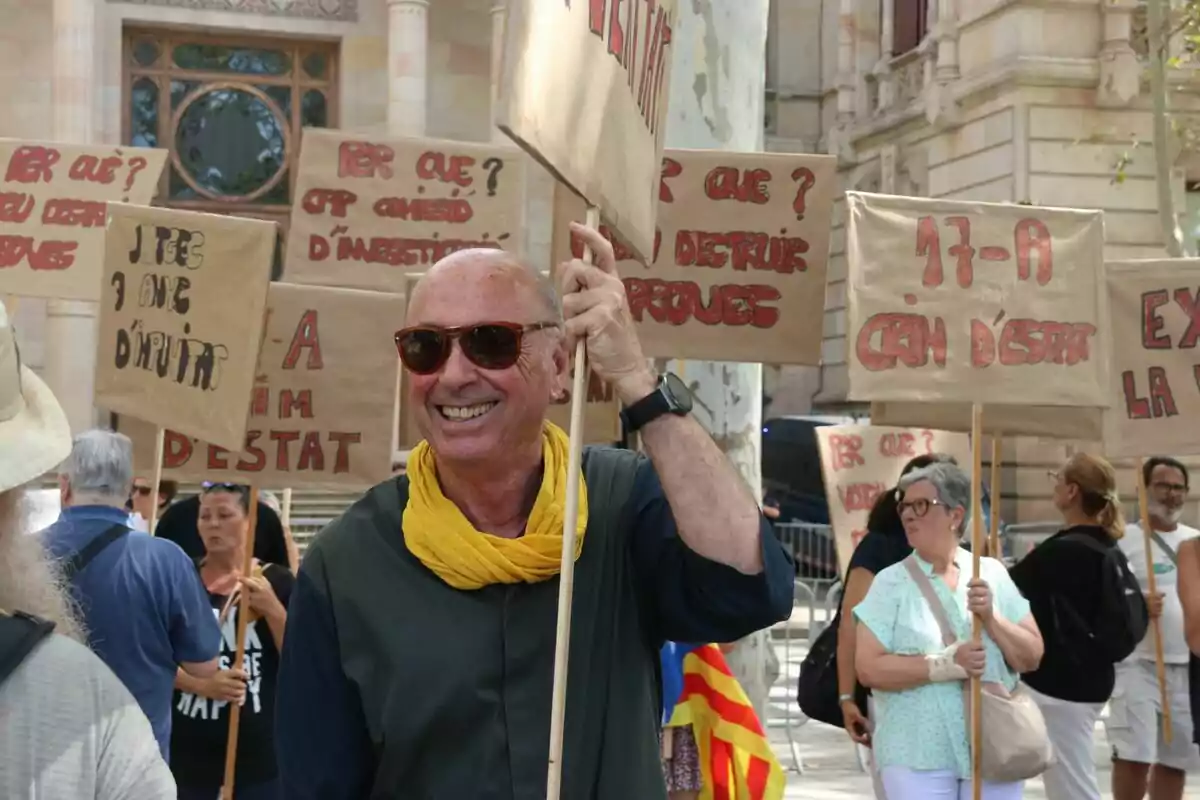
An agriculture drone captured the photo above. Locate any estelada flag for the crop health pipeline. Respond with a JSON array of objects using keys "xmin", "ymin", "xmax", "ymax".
[{"xmin": 660, "ymin": 642, "xmax": 786, "ymax": 800}]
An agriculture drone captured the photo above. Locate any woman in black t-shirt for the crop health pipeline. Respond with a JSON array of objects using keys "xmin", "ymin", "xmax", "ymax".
[
  {"xmin": 170, "ymin": 484, "xmax": 294, "ymax": 800},
  {"xmin": 1008, "ymin": 453, "xmax": 1130, "ymax": 800}
]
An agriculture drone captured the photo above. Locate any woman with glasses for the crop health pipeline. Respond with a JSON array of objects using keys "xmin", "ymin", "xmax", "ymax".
[
  {"xmin": 170, "ymin": 483, "xmax": 294, "ymax": 800},
  {"xmin": 853, "ymin": 461, "xmax": 1042, "ymax": 799},
  {"xmin": 1008, "ymin": 453, "xmax": 1144, "ymax": 800}
]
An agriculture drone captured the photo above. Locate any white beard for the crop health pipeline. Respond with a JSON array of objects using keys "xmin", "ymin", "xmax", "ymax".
[
  {"xmin": 0, "ymin": 488, "xmax": 85, "ymax": 642},
  {"xmin": 1149, "ymin": 500, "xmax": 1184, "ymax": 527}
]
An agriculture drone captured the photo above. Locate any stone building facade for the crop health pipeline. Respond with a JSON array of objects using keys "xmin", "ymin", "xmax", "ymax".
[{"xmin": 765, "ymin": 0, "xmax": 1200, "ymax": 524}]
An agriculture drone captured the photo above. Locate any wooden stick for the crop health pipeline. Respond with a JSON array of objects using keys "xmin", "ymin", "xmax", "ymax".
[
  {"xmin": 146, "ymin": 427, "xmax": 165, "ymax": 535},
  {"xmin": 1135, "ymin": 457, "xmax": 1173, "ymax": 744},
  {"xmin": 989, "ymin": 435, "xmax": 1002, "ymax": 558},
  {"xmin": 970, "ymin": 404, "xmax": 984, "ymax": 800},
  {"xmin": 281, "ymin": 488, "xmax": 293, "ymax": 528},
  {"xmin": 545, "ymin": 205, "xmax": 599, "ymax": 800},
  {"xmin": 220, "ymin": 486, "xmax": 260, "ymax": 800}
]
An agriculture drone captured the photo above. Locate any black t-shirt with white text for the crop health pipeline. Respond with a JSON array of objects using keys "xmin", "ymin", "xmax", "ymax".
[{"xmin": 169, "ymin": 562, "xmax": 294, "ymax": 788}]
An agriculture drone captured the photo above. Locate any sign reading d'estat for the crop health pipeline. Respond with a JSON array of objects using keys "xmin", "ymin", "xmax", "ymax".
[
  {"xmin": 846, "ymin": 192, "xmax": 1109, "ymax": 408},
  {"xmin": 553, "ymin": 150, "xmax": 836, "ymax": 364},
  {"xmin": 94, "ymin": 204, "xmax": 275, "ymax": 452},
  {"xmin": 124, "ymin": 282, "xmax": 406, "ymax": 488},
  {"xmin": 497, "ymin": 0, "xmax": 677, "ymax": 262},
  {"xmin": 816, "ymin": 424, "xmax": 970, "ymax": 570}
]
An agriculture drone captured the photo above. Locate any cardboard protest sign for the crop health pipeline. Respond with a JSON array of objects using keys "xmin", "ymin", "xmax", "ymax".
[
  {"xmin": 870, "ymin": 401, "xmax": 1104, "ymax": 441},
  {"xmin": 552, "ymin": 150, "xmax": 837, "ymax": 364},
  {"xmin": 94, "ymin": 204, "xmax": 275, "ymax": 451},
  {"xmin": 846, "ymin": 192, "xmax": 1109, "ymax": 408},
  {"xmin": 0, "ymin": 139, "xmax": 166, "ymax": 301},
  {"xmin": 285, "ymin": 128, "xmax": 525, "ymax": 292},
  {"xmin": 121, "ymin": 283, "xmax": 405, "ymax": 487},
  {"xmin": 816, "ymin": 424, "xmax": 971, "ymax": 569},
  {"xmin": 1104, "ymin": 259, "xmax": 1200, "ymax": 458},
  {"xmin": 497, "ymin": 0, "xmax": 677, "ymax": 262}
]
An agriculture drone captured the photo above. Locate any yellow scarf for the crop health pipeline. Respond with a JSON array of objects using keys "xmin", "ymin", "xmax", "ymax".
[{"xmin": 402, "ymin": 422, "xmax": 589, "ymax": 591}]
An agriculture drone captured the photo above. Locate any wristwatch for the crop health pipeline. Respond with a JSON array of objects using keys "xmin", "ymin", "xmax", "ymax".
[{"xmin": 620, "ymin": 372, "xmax": 693, "ymax": 433}]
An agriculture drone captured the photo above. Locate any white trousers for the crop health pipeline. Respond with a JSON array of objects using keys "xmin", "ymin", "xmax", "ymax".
[
  {"xmin": 880, "ymin": 766, "xmax": 1024, "ymax": 800},
  {"xmin": 1026, "ymin": 685, "xmax": 1103, "ymax": 800}
]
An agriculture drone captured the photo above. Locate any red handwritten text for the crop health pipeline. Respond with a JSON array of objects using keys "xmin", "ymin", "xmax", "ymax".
[
  {"xmin": 855, "ymin": 312, "xmax": 947, "ymax": 372},
  {"xmin": 625, "ymin": 278, "xmax": 780, "ymax": 328},
  {"xmin": 917, "ymin": 215, "xmax": 1054, "ymax": 289},
  {"xmin": 827, "ymin": 434, "xmax": 865, "ymax": 471},
  {"xmin": 1123, "ymin": 368, "xmax": 1178, "ymax": 420}
]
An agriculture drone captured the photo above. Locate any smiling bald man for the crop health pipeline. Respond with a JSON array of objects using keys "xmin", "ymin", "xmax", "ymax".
[{"xmin": 275, "ymin": 224, "xmax": 794, "ymax": 800}]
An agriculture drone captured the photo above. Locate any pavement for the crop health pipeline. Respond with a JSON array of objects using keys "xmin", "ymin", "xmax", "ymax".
[{"xmin": 764, "ymin": 637, "xmax": 1200, "ymax": 798}]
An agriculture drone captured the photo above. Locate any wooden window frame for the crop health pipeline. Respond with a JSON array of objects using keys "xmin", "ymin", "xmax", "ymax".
[{"xmin": 892, "ymin": 0, "xmax": 928, "ymax": 57}]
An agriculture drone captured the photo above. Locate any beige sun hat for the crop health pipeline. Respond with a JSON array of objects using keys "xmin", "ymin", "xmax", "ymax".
[{"xmin": 0, "ymin": 300, "xmax": 71, "ymax": 493}]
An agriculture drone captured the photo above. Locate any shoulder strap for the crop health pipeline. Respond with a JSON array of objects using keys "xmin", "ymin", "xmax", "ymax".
[
  {"xmin": 0, "ymin": 610, "xmax": 55, "ymax": 689},
  {"xmin": 61, "ymin": 524, "xmax": 130, "ymax": 582},
  {"xmin": 1150, "ymin": 530, "xmax": 1179, "ymax": 565},
  {"xmin": 903, "ymin": 556, "xmax": 957, "ymax": 646}
]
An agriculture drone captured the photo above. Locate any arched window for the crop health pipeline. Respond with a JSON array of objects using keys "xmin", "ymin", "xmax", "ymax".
[{"xmin": 122, "ymin": 28, "xmax": 339, "ymax": 277}]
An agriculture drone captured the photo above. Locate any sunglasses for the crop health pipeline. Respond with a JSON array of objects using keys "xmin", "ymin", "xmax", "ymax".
[
  {"xmin": 393, "ymin": 321, "xmax": 559, "ymax": 376},
  {"xmin": 201, "ymin": 481, "xmax": 246, "ymax": 495},
  {"xmin": 131, "ymin": 485, "xmax": 154, "ymax": 497}
]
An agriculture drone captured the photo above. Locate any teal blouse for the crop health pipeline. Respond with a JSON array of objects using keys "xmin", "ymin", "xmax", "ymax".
[{"xmin": 852, "ymin": 547, "xmax": 1031, "ymax": 779}]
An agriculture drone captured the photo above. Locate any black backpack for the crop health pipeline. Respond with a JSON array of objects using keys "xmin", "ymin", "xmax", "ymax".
[
  {"xmin": 0, "ymin": 610, "xmax": 55, "ymax": 689},
  {"xmin": 1056, "ymin": 533, "xmax": 1149, "ymax": 663}
]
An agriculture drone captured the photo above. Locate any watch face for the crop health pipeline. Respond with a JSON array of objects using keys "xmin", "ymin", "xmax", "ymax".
[{"xmin": 663, "ymin": 372, "xmax": 693, "ymax": 413}]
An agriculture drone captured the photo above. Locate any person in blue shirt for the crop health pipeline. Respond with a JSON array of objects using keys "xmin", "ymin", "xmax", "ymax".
[{"xmin": 41, "ymin": 429, "xmax": 221, "ymax": 761}]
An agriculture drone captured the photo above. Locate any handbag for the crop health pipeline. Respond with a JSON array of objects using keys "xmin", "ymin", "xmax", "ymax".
[
  {"xmin": 903, "ymin": 556, "xmax": 1055, "ymax": 783},
  {"xmin": 796, "ymin": 611, "xmax": 868, "ymax": 728}
]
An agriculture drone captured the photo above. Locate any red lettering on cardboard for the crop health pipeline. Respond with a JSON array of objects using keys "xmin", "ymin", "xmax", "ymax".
[
  {"xmin": 250, "ymin": 386, "xmax": 270, "ymax": 417},
  {"xmin": 332, "ymin": 235, "xmax": 502, "ymax": 267},
  {"xmin": 994, "ymin": 318, "xmax": 1096, "ymax": 366},
  {"xmin": 791, "ymin": 168, "xmax": 816, "ymax": 219},
  {"xmin": 607, "ymin": 0, "xmax": 625, "ymax": 62},
  {"xmin": 282, "ymin": 309, "xmax": 323, "ymax": 370},
  {"xmin": 1015, "ymin": 218, "xmax": 1053, "ymax": 285},
  {"xmin": 839, "ymin": 481, "xmax": 887, "ymax": 513},
  {"xmin": 674, "ymin": 230, "xmax": 808, "ymax": 274},
  {"xmin": 372, "ymin": 196, "xmax": 474, "ymax": 223},
  {"xmin": 0, "ymin": 193, "xmax": 35, "ymax": 223},
  {"xmin": 624, "ymin": 278, "xmax": 781, "ymax": 328},
  {"xmin": 415, "ymin": 152, "xmax": 475, "ymax": 188},
  {"xmin": 278, "ymin": 389, "xmax": 315, "ymax": 419},
  {"xmin": 660, "ymin": 156, "xmax": 682, "ymax": 202},
  {"xmin": 879, "ymin": 432, "xmax": 918, "ymax": 458},
  {"xmin": 1142, "ymin": 289, "xmax": 1170, "ymax": 349},
  {"xmin": 1123, "ymin": 367, "xmax": 1178, "ymax": 420},
  {"xmin": 855, "ymin": 312, "xmax": 947, "ymax": 372},
  {"xmin": 0, "ymin": 236, "xmax": 77, "ymax": 271},
  {"xmin": 589, "ymin": 0, "xmax": 606, "ymax": 36},
  {"xmin": 703, "ymin": 166, "xmax": 771, "ymax": 205},
  {"xmin": 827, "ymin": 434, "xmax": 865, "ymax": 471},
  {"xmin": 1173, "ymin": 288, "xmax": 1200, "ymax": 349},
  {"xmin": 41, "ymin": 198, "xmax": 106, "ymax": 228},
  {"xmin": 337, "ymin": 141, "xmax": 394, "ymax": 180},
  {"xmin": 301, "ymin": 188, "xmax": 358, "ymax": 218},
  {"xmin": 4, "ymin": 146, "xmax": 60, "ymax": 184},
  {"xmin": 67, "ymin": 154, "xmax": 122, "ymax": 185},
  {"xmin": 161, "ymin": 428, "xmax": 362, "ymax": 475}
]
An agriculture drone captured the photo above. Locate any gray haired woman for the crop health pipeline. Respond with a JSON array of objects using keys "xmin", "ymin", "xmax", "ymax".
[{"xmin": 853, "ymin": 462, "xmax": 1044, "ymax": 799}]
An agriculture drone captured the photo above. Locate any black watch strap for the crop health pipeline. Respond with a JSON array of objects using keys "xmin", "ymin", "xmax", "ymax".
[{"xmin": 620, "ymin": 373, "xmax": 691, "ymax": 433}]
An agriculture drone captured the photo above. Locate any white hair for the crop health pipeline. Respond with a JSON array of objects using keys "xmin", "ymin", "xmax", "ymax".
[
  {"xmin": 0, "ymin": 488, "xmax": 84, "ymax": 642},
  {"xmin": 60, "ymin": 429, "xmax": 134, "ymax": 506},
  {"xmin": 897, "ymin": 461, "xmax": 973, "ymax": 535}
]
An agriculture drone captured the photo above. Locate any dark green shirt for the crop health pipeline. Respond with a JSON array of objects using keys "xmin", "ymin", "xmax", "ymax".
[{"xmin": 276, "ymin": 447, "xmax": 794, "ymax": 799}]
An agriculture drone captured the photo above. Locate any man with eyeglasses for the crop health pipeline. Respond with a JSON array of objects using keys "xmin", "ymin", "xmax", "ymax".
[
  {"xmin": 1108, "ymin": 456, "xmax": 1200, "ymax": 800},
  {"xmin": 275, "ymin": 223, "xmax": 795, "ymax": 799}
]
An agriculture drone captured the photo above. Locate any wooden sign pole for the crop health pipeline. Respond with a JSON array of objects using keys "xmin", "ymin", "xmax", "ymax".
[
  {"xmin": 220, "ymin": 486, "xmax": 260, "ymax": 800},
  {"xmin": 1135, "ymin": 457, "xmax": 1173, "ymax": 744},
  {"xmin": 545, "ymin": 206, "xmax": 600, "ymax": 800},
  {"xmin": 970, "ymin": 404, "xmax": 984, "ymax": 800},
  {"xmin": 146, "ymin": 427, "xmax": 165, "ymax": 535},
  {"xmin": 988, "ymin": 436, "xmax": 1002, "ymax": 558}
]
